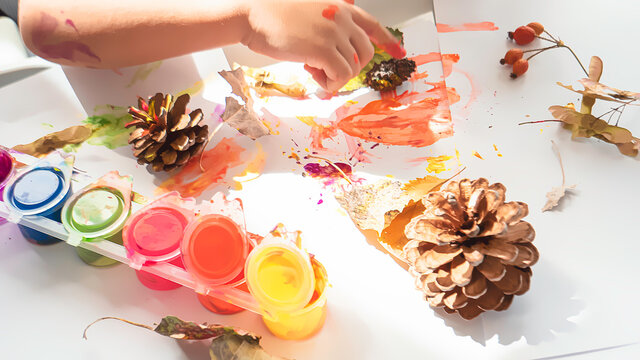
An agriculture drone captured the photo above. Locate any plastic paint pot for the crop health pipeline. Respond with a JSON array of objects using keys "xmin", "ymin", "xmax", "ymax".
[
  {"xmin": 261, "ymin": 257, "xmax": 328, "ymax": 340},
  {"xmin": 197, "ymin": 237, "xmax": 257, "ymax": 314},
  {"xmin": 182, "ymin": 214, "xmax": 248, "ymax": 289},
  {"xmin": 123, "ymin": 192, "xmax": 195, "ymax": 290},
  {"xmin": 2, "ymin": 152, "xmax": 74, "ymax": 245},
  {"xmin": 0, "ymin": 147, "xmax": 16, "ymax": 225},
  {"xmin": 61, "ymin": 172, "xmax": 132, "ymax": 267},
  {"xmin": 245, "ymin": 237, "xmax": 316, "ymax": 314}
]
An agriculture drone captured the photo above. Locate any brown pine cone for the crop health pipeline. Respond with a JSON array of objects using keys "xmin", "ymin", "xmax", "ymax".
[
  {"xmin": 403, "ymin": 178, "xmax": 539, "ymax": 320},
  {"xmin": 365, "ymin": 58, "xmax": 416, "ymax": 92},
  {"xmin": 126, "ymin": 93, "xmax": 208, "ymax": 172}
]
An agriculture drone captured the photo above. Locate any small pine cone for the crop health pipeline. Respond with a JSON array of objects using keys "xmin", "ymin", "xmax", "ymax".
[
  {"xmin": 126, "ymin": 93, "xmax": 209, "ymax": 172},
  {"xmin": 403, "ymin": 178, "xmax": 539, "ymax": 320},
  {"xmin": 365, "ymin": 58, "xmax": 416, "ymax": 92}
]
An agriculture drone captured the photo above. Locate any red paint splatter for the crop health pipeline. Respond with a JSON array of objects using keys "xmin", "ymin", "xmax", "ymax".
[
  {"xmin": 436, "ymin": 22, "xmax": 499, "ymax": 33},
  {"xmin": 335, "ymin": 85, "xmax": 459, "ymax": 147},
  {"xmin": 410, "ymin": 52, "xmax": 460, "ymax": 78},
  {"xmin": 353, "ymin": 52, "xmax": 359, "ymax": 64},
  {"xmin": 155, "ymin": 138, "xmax": 245, "ymax": 197},
  {"xmin": 64, "ymin": 19, "xmax": 78, "ymax": 32},
  {"xmin": 32, "ymin": 12, "xmax": 101, "ymax": 63},
  {"xmin": 322, "ymin": 5, "xmax": 339, "ymax": 20}
]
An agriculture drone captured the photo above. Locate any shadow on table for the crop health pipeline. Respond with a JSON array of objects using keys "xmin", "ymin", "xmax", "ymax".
[{"xmin": 433, "ymin": 259, "xmax": 585, "ymax": 346}]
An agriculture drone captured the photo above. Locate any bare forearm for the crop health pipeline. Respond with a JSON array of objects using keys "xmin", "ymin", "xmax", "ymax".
[{"xmin": 18, "ymin": 0, "xmax": 250, "ymax": 68}]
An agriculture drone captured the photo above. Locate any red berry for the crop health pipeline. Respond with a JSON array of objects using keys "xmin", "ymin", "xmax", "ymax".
[
  {"xmin": 503, "ymin": 49, "xmax": 524, "ymax": 65},
  {"xmin": 513, "ymin": 26, "xmax": 536, "ymax": 45},
  {"xmin": 527, "ymin": 22, "xmax": 544, "ymax": 35},
  {"xmin": 511, "ymin": 59, "xmax": 529, "ymax": 78}
]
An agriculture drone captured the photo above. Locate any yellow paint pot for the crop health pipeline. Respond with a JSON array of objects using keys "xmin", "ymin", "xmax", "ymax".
[{"xmin": 261, "ymin": 257, "xmax": 328, "ymax": 340}]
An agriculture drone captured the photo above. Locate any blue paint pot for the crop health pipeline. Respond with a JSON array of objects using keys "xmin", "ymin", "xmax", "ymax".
[{"xmin": 2, "ymin": 152, "xmax": 74, "ymax": 245}]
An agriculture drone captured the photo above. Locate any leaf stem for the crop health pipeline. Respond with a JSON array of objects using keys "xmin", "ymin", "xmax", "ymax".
[
  {"xmin": 306, "ymin": 154, "xmax": 353, "ymax": 185},
  {"xmin": 83, "ymin": 317, "xmax": 153, "ymax": 340},
  {"xmin": 518, "ymin": 119, "xmax": 564, "ymax": 125}
]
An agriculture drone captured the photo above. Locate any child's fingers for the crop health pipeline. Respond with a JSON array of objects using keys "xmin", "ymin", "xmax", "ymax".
[
  {"xmin": 350, "ymin": 6, "xmax": 406, "ymax": 59},
  {"xmin": 319, "ymin": 50, "xmax": 353, "ymax": 88},
  {"xmin": 350, "ymin": 26, "xmax": 375, "ymax": 68},
  {"xmin": 337, "ymin": 39, "xmax": 360, "ymax": 78},
  {"xmin": 304, "ymin": 64, "xmax": 328, "ymax": 90}
]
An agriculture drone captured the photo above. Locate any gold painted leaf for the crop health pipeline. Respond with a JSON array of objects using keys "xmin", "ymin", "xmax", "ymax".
[{"xmin": 13, "ymin": 125, "xmax": 92, "ymax": 157}]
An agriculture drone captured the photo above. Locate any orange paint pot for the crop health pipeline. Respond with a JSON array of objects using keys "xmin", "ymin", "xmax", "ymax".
[{"xmin": 182, "ymin": 214, "xmax": 248, "ymax": 286}]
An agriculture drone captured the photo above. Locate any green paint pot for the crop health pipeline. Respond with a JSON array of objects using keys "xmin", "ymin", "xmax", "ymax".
[{"xmin": 61, "ymin": 171, "xmax": 133, "ymax": 267}]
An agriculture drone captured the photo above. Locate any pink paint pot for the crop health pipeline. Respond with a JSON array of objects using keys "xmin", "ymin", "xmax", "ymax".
[
  {"xmin": 122, "ymin": 192, "xmax": 196, "ymax": 290},
  {"xmin": 0, "ymin": 147, "xmax": 16, "ymax": 225}
]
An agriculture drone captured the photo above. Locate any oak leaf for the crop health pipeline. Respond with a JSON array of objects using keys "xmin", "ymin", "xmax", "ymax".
[{"xmin": 219, "ymin": 68, "xmax": 270, "ymax": 139}]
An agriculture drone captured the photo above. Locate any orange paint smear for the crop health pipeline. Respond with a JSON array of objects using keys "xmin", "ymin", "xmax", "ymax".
[
  {"xmin": 155, "ymin": 137, "xmax": 245, "ymax": 197},
  {"xmin": 410, "ymin": 53, "xmax": 460, "ymax": 78},
  {"xmin": 472, "ymin": 151, "xmax": 484, "ymax": 160},
  {"xmin": 296, "ymin": 116, "xmax": 339, "ymax": 150},
  {"xmin": 335, "ymin": 84, "xmax": 459, "ymax": 147},
  {"xmin": 436, "ymin": 22, "xmax": 499, "ymax": 33},
  {"xmin": 493, "ymin": 144, "xmax": 503, "ymax": 157}
]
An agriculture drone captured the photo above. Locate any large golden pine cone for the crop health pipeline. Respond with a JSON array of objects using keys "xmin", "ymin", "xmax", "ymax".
[
  {"xmin": 402, "ymin": 178, "xmax": 539, "ymax": 320},
  {"xmin": 126, "ymin": 93, "xmax": 208, "ymax": 172}
]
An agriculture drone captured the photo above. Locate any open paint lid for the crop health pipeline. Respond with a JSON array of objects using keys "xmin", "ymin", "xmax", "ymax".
[
  {"xmin": 2, "ymin": 151, "xmax": 74, "ymax": 221},
  {"xmin": 0, "ymin": 146, "xmax": 15, "ymax": 190},
  {"xmin": 182, "ymin": 214, "xmax": 248, "ymax": 288},
  {"xmin": 123, "ymin": 192, "xmax": 196, "ymax": 269},
  {"xmin": 61, "ymin": 171, "xmax": 133, "ymax": 245},
  {"xmin": 245, "ymin": 227, "xmax": 315, "ymax": 313}
]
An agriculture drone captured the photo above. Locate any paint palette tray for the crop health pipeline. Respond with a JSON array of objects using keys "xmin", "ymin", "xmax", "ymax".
[{"xmin": 0, "ymin": 146, "xmax": 328, "ymax": 340}]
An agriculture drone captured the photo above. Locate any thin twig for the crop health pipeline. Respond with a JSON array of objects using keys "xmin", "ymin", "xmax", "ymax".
[
  {"xmin": 306, "ymin": 154, "xmax": 353, "ymax": 185},
  {"xmin": 535, "ymin": 35, "xmax": 556, "ymax": 43},
  {"xmin": 543, "ymin": 29, "xmax": 558, "ymax": 42},
  {"xmin": 518, "ymin": 119, "xmax": 564, "ymax": 125},
  {"xmin": 559, "ymin": 44, "xmax": 588, "ymax": 77},
  {"xmin": 523, "ymin": 44, "xmax": 560, "ymax": 54},
  {"xmin": 550, "ymin": 140, "xmax": 565, "ymax": 187},
  {"xmin": 83, "ymin": 317, "xmax": 153, "ymax": 340},
  {"xmin": 199, "ymin": 122, "xmax": 224, "ymax": 172}
]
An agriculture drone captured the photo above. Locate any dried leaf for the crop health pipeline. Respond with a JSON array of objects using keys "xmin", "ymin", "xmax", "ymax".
[
  {"xmin": 234, "ymin": 63, "xmax": 307, "ymax": 98},
  {"xmin": 549, "ymin": 105, "xmax": 639, "ymax": 156},
  {"xmin": 83, "ymin": 316, "xmax": 285, "ymax": 360},
  {"xmin": 13, "ymin": 125, "xmax": 92, "ymax": 157},
  {"xmin": 557, "ymin": 78, "xmax": 640, "ymax": 104},
  {"xmin": 219, "ymin": 68, "xmax": 271, "ymax": 139},
  {"xmin": 380, "ymin": 199, "xmax": 426, "ymax": 251},
  {"xmin": 542, "ymin": 141, "xmax": 576, "ymax": 212},
  {"xmin": 221, "ymin": 97, "xmax": 271, "ymax": 139},
  {"xmin": 402, "ymin": 175, "xmax": 448, "ymax": 201}
]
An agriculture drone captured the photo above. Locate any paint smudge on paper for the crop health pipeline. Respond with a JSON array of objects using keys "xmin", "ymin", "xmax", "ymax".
[
  {"xmin": 127, "ymin": 61, "xmax": 163, "ymax": 88},
  {"xmin": 156, "ymin": 137, "xmax": 245, "ymax": 197},
  {"xmin": 436, "ymin": 22, "xmax": 499, "ymax": 33},
  {"xmin": 32, "ymin": 12, "xmax": 101, "ymax": 64},
  {"xmin": 322, "ymin": 5, "xmax": 339, "ymax": 20},
  {"xmin": 455, "ymin": 146, "xmax": 462, "ymax": 166},
  {"xmin": 303, "ymin": 161, "xmax": 354, "ymax": 186},
  {"xmin": 82, "ymin": 106, "xmax": 133, "ymax": 149},
  {"xmin": 472, "ymin": 151, "xmax": 484, "ymax": 160},
  {"xmin": 493, "ymin": 144, "xmax": 503, "ymax": 157},
  {"xmin": 64, "ymin": 19, "xmax": 78, "ymax": 32},
  {"xmin": 408, "ymin": 155, "xmax": 453, "ymax": 173},
  {"xmin": 296, "ymin": 116, "xmax": 339, "ymax": 150},
  {"xmin": 411, "ymin": 52, "xmax": 460, "ymax": 78},
  {"xmin": 335, "ymin": 85, "xmax": 458, "ymax": 147},
  {"xmin": 233, "ymin": 142, "xmax": 267, "ymax": 190}
]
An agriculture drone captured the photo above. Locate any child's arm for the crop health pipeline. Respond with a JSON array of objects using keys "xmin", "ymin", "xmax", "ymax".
[{"xmin": 18, "ymin": 0, "xmax": 404, "ymax": 91}]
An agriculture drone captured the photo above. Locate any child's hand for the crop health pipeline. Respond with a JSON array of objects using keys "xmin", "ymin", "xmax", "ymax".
[{"xmin": 243, "ymin": 0, "xmax": 405, "ymax": 92}]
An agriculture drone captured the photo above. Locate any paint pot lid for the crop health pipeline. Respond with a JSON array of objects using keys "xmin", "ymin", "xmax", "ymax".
[
  {"xmin": 245, "ymin": 241, "xmax": 315, "ymax": 313},
  {"xmin": 127, "ymin": 207, "xmax": 187, "ymax": 257},
  {"xmin": 70, "ymin": 188, "xmax": 124, "ymax": 232},
  {"xmin": 11, "ymin": 168, "xmax": 64, "ymax": 210},
  {"xmin": 181, "ymin": 214, "xmax": 247, "ymax": 286}
]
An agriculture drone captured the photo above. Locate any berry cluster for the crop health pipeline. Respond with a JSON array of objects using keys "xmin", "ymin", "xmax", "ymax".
[{"xmin": 501, "ymin": 22, "xmax": 588, "ymax": 79}]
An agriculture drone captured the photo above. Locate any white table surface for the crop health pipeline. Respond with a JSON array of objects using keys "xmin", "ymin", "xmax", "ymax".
[{"xmin": 1, "ymin": 2, "xmax": 639, "ymax": 359}]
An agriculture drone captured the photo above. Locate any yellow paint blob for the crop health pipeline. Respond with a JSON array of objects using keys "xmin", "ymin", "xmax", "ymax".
[
  {"xmin": 257, "ymin": 252, "xmax": 304, "ymax": 302},
  {"xmin": 425, "ymin": 155, "xmax": 452, "ymax": 174}
]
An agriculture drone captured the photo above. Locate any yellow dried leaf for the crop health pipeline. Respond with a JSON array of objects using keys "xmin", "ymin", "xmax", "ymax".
[
  {"xmin": 380, "ymin": 199, "xmax": 426, "ymax": 251},
  {"xmin": 402, "ymin": 175, "xmax": 448, "ymax": 201},
  {"xmin": 13, "ymin": 125, "xmax": 92, "ymax": 157}
]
